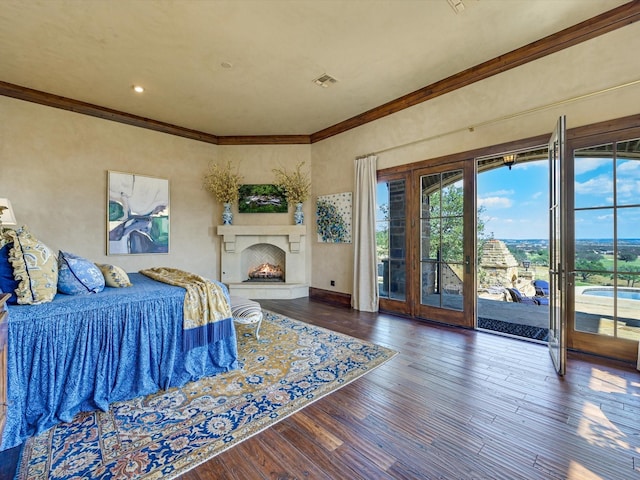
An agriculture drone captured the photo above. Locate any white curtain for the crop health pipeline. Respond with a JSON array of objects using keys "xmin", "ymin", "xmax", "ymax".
[{"xmin": 352, "ymin": 154, "xmax": 379, "ymax": 312}]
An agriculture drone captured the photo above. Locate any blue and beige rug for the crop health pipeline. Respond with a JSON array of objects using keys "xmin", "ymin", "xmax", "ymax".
[{"xmin": 16, "ymin": 311, "xmax": 396, "ymax": 479}]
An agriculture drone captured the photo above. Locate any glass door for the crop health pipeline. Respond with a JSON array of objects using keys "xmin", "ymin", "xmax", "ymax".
[
  {"xmin": 570, "ymin": 138, "xmax": 640, "ymax": 362},
  {"xmin": 415, "ymin": 161, "xmax": 474, "ymax": 327},
  {"xmin": 549, "ymin": 116, "xmax": 567, "ymax": 375}
]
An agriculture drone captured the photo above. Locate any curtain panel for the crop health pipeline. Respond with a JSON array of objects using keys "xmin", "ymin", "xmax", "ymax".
[{"xmin": 352, "ymin": 155, "xmax": 379, "ymax": 312}]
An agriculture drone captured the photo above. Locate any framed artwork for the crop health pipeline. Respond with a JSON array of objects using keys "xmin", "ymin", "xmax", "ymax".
[
  {"xmin": 316, "ymin": 192, "xmax": 352, "ymax": 243},
  {"xmin": 107, "ymin": 171, "xmax": 169, "ymax": 255},
  {"xmin": 238, "ymin": 184, "xmax": 288, "ymax": 213}
]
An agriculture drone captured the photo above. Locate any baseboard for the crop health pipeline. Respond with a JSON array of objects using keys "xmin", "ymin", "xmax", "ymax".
[{"xmin": 309, "ymin": 287, "xmax": 352, "ymax": 308}]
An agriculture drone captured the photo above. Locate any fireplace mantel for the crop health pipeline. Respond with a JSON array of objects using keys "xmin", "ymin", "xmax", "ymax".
[
  {"xmin": 216, "ymin": 224, "xmax": 308, "ymax": 299},
  {"xmin": 216, "ymin": 225, "xmax": 306, "ymax": 253}
]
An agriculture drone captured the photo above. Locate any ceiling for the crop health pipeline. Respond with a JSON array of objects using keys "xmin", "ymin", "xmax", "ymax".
[{"xmin": 0, "ymin": 0, "xmax": 630, "ymax": 137}]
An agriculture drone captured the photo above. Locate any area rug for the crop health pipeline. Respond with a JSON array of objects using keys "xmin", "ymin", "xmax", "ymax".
[{"xmin": 16, "ymin": 311, "xmax": 396, "ymax": 480}]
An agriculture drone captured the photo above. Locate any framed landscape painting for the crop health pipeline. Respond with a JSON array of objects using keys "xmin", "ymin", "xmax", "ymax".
[
  {"xmin": 238, "ymin": 184, "xmax": 288, "ymax": 213},
  {"xmin": 107, "ymin": 171, "xmax": 169, "ymax": 255}
]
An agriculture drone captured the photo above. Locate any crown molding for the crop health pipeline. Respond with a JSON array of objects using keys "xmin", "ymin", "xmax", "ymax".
[
  {"xmin": 310, "ymin": 1, "xmax": 640, "ymax": 142},
  {"xmin": 1, "ymin": 2, "xmax": 638, "ymax": 145}
]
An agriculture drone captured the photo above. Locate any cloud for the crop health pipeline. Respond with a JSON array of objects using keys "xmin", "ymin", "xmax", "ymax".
[
  {"xmin": 574, "ymin": 157, "xmax": 610, "ymax": 175},
  {"xmin": 484, "ymin": 189, "xmax": 514, "ymax": 196},
  {"xmin": 575, "ymin": 174, "xmax": 613, "ymax": 195},
  {"xmin": 478, "ymin": 196, "xmax": 512, "ymax": 208},
  {"xmin": 616, "ymin": 160, "xmax": 640, "ymax": 202}
]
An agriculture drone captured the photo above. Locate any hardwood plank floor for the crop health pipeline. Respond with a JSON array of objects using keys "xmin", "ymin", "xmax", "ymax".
[{"xmin": 183, "ymin": 298, "xmax": 640, "ymax": 480}]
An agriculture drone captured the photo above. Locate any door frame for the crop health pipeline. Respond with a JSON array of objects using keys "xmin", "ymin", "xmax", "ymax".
[
  {"xmin": 565, "ymin": 122, "xmax": 640, "ymax": 363},
  {"xmin": 375, "ymin": 113, "xmax": 640, "ymax": 364}
]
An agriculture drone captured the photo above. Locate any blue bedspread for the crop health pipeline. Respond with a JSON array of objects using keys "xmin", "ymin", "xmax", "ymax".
[{"xmin": 1, "ymin": 273, "xmax": 238, "ymax": 450}]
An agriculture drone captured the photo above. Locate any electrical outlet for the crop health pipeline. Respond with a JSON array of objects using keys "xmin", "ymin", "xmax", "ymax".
[{"xmin": 330, "ymin": 280, "xmax": 335, "ymax": 286}]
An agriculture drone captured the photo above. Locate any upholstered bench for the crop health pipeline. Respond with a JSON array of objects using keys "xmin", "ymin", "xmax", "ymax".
[{"xmin": 229, "ymin": 296, "xmax": 263, "ymax": 340}]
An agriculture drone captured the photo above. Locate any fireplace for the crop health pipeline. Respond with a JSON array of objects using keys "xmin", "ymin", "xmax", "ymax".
[{"xmin": 217, "ymin": 225, "xmax": 308, "ymax": 299}]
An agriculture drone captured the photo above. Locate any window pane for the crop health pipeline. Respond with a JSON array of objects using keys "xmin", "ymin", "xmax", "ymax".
[
  {"xmin": 441, "ymin": 216, "xmax": 463, "ymax": 263},
  {"xmin": 422, "ymin": 174, "xmax": 440, "ymax": 217},
  {"xmin": 618, "ymin": 275, "xmax": 640, "ymax": 341},
  {"xmin": 575, "ymin": 282, "xmax": 615, "ymax": 336},
  {"xmin": 575, "ymin": 209, "xmax": 614, "ymax": 273},
  {"xmin": 389, "ymin": 260, "xmax": 406, "ymax": 301},
  {"xmin": 618, "ymin": 207, "xmax": 640, "ymax": 241},
  {"xmin": 421, "ymin": 219, "xmax": 441, "ymax": 260},
  {"xmin": 574, "ymin": 144, "xmax": 613, "ymax": 209},
  {"xmin": 616, "ymin": 158, "xmax": 640, "ymax": 207},
  {"xmin": 377, "ymin": 179, "xmax": 406, "ymax": 301},
  {"xmin": 421, "ymin": 260, "xmax": 439, "ymax": 306}
]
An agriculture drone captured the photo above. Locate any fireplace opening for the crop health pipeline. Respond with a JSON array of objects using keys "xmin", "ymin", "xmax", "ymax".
[
  {"xmin": 241, "ymin": 243, "xmax": 286, "ymax": 283},
  {"xmin": 245, "ymin": 262, "xmax": 284, "ymax": 282}
]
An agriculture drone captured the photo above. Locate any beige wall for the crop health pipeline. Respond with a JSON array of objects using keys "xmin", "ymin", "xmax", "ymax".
[
  {"xmin": 0, "ymin": 96, "xmax": 222, "ymax": 277},
  {"xmin": 311, "ymin": 21, "xmax": 640, "ymax": 296},
  {"xmin": 216, "ymin": 144, "xmax": 312, "ymax": 281},
  {"xmin": 1, "ymin": 22, "xmax": 639, "ymax": 296},
  {"xmin": 0, "ymin": 98, "xmax": 313, "ymax": 282}
]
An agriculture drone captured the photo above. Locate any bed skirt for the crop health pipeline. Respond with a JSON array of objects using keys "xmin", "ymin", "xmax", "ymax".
[{"xmin": 1, "ymin": 273, "xmax": 238, "ymax": 450}]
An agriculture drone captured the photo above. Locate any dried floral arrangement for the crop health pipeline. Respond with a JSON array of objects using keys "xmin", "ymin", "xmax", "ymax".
[
  {"xmin": 272, "ymin": 162, "xmax": 311, "ymax": 205},
  {"xmin": 203, "ymin": 160, "xmax": 243, "ymax": 203}
]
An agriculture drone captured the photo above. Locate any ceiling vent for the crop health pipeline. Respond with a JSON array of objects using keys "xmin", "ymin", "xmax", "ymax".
[
  {"xmin": 313, "ymin": 73, "xmax": 338, "ymax": 88},
  {"xmin": 446, "ymin": 0, "xmax": 465, "ymax": 14}
]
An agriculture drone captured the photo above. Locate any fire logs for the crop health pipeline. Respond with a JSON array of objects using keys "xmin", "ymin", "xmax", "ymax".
[{"xmin": 247, "ymin": 263, "xmax": 284, "ymax": 281}]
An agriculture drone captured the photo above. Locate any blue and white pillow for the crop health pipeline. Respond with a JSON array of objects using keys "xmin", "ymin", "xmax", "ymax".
[
  {"xmin": 57, "ymin": 250, "xmax": 105, "ymax": 295},
  {"xmin": 0, "ymin": 242, "xmax": 18, "ymax": 304}
]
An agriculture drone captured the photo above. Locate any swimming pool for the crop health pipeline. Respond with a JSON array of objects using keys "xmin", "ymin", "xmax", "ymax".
[{"xmin": 582, "ymin": 288, "xmax": 640, "ymax": 301}]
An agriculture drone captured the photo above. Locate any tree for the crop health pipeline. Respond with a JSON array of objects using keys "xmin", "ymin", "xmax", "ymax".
[
  {"xmin": 575, "ymin": 259, "xmax": 606, "ymax": 282},
  {"xmin": 615, "ymin": 265, "xmax": 638, "ymax": 286},
  {"xmin": 618, "ymin": 252, "xmax": 638, "ymax": 262},
  {"xmin": 425, "ymin": 184, "xmax": 486, "ymax": 262}
]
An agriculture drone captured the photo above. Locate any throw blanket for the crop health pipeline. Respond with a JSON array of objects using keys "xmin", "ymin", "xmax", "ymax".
[{"xmin": 140, "ymin": 267, "xmax": 233, "ymax": 350}]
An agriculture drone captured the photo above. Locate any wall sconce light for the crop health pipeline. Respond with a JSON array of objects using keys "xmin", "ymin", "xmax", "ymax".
[
  {"xmin": 503, "ymin": 154, "xmax": 517, "ymax": 170},
  {"xmin": 0, "ymin": 198, "xmax": 17, "ymax": 235},
  {"xmin": 522, "ymin": 260, "xmax": 531, "ymax": 271}
]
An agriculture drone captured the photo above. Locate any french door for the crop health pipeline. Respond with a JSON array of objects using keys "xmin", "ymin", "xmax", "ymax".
[
  {"xmin": 548, "ymin": 116, "xmax": 567, "ymax": 375},
  {"xmin": 414, "ymin": 160, "xmax": 475, "ymax": 327}
]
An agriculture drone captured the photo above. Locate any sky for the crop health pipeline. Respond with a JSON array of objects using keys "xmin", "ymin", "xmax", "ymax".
[
  {"xmin": 477, "ymin": 160, "xmax": 548, "ymax": 240},
  {"xmin": 479, "ymin": 157, "xmax": 640, "ymax": 240},
  {"xmin": 377, "ymin": 157, "xmax": 640, "ymax": 240}
]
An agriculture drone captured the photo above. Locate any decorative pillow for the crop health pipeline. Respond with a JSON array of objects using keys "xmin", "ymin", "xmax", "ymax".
[
  {"xmin": 6, "ymin": 226, "xmax": 58, "ymax": 305},
  {"xmin": 0, "ymin": 242, "xmax": 19, "ymax": 304},
  {"xmin": 96, "ymin": 263, "xmax": 132, "ymax": 288},
  {"xmin": 57, "ymin": 250, "xmax": 105, "ymax": 295}
]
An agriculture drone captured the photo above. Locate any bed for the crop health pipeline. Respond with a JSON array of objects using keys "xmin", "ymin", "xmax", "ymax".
[{"xmin": 0, "ymin": 272, "xmax": 238, "ymax": 450}]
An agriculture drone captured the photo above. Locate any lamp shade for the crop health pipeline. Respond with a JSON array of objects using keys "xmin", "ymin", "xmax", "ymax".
[{"xmin": 0, "ymin": 198, "xmax": 17, "ymax": 226}]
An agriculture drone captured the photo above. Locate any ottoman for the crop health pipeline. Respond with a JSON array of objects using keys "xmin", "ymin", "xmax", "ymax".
[{"xmin": 229, "ymin": 296, "xmax": 263, "ymax": 340}]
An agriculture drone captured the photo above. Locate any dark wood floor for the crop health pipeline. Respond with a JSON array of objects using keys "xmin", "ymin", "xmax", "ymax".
[{"xmin": 183, "ymin": 298, "xmax": 640, "ymax": 480}]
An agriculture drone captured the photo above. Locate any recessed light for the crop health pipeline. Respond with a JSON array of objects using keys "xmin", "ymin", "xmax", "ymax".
[{"xmin": 132, "ymin": 85, "xmax": 145, "ymax": 93}]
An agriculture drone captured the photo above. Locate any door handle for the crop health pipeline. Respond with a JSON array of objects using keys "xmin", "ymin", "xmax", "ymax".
[{"xmin": 465, "ymin": 255, "xmax": 471, "ymax": 274}]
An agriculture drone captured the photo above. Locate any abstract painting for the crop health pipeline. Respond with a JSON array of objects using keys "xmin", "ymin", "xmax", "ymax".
[
  {"xmin": 107, "ymin": 171, "xmax": 169, "ymax": 255},
  {"xmin": 316, "ymin": 192, "xmax": 352, "ymax": 243}
]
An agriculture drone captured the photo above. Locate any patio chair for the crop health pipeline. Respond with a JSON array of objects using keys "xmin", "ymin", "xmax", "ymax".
[
  {"xmin": 533, "ymin": 280, "xmax": 549, "ymax": 297},
  {"xmin": 506, "ymin": 287, "xmax": 540, "ymax": 305}
]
